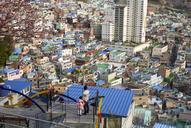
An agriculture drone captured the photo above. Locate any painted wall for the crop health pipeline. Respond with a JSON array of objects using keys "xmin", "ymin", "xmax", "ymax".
[{"xmin": 121, "ymin": 102, "xmax": 134, "ymax": 128}]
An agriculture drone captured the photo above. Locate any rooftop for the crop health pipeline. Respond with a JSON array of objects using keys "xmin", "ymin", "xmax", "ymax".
[
  {"xmin": 63, "ymin": 84, "xmax": 134, "ymax": 117},
  {"xmin": 96, "ymin": 63, "xmax": 110, "ymax": 73},
  {"xmin": 110, "ymin": 50, "xmax": 125, "ymax": 56},
  {"xmin": 0, "ymin": 78, "xmax": 32, "ymax": 97},
  {"xmin": 153, "ymin": 123, "xmax": 176, "ymax": 128}
]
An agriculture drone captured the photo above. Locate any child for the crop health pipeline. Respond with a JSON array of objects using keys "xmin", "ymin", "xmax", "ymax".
[{"xmin": 76, "ymin": 96, "xmax": 84, "ymax": 116}]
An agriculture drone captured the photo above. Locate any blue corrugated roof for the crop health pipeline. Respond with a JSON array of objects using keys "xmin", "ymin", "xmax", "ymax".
[
  {"xmin": 0, "ymin": 78, "xmax": 32, "ymax": 96},
  {"xmin": 63, "ymin": 84, "xmax": 134, "ymax": 117},
  {"xmin": 153, "ymin": 123, "xmax": 176, "ymax": 128}
]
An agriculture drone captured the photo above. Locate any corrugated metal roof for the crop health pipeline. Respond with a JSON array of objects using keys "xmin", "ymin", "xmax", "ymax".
[
  {"xmin": 63, "ymin": 84, "xmax": 134, "ymax": 117},
  {"xmin": 153, "ymin": 123, "xmax": 176, "ymax": 128}
]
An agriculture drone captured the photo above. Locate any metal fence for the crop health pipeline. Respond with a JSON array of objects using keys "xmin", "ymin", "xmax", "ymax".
[{"xmin": 0, "ymin": 111, "xmax": 72, "ymax": 128}]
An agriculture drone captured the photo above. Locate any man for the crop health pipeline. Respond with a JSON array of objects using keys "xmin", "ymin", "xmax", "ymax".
[{"xmin": 82, "ymin": 85, "xmax": 89, "ymax": 114}]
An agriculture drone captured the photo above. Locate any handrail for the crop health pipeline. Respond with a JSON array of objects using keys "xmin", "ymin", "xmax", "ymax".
[
  {"xmin": 2, "ymin": 90, "xmax": 49, "ymax": 107},
  {"xmin": 0, "ymin": 86, "xmax": 46, "ymax": 113}
]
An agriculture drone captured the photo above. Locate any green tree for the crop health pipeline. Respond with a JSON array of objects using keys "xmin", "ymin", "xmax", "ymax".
[{"xmin": 0, "ymin": 36, "xmax": 13, "ymax": 67}]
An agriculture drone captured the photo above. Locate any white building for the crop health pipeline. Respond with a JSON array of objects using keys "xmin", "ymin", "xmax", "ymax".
[
  {"xmin": 58, "ymin": 48, "xmax": 73, "ymax": 57},
  {"xmin": 152, "ymin": 45, "xmax": 168, "ymax": 57},
  {"xmin": 107, "ymin": 42, "xmax": 151, "ymax": 56},
  {"xmin": 58, "ymin": 57, "xmax": 73, "ymax": 72},
  {"xmin": 109, "ymin": 50, "xmax": 127, "ymax": 62},
  {"xmin": 2, "ymin": 69, "xmax": 23, "ymax": 80},
  {"xmin": 0, "ymin": 79, "xmax": 32, "ymax": 106},
  {"xmin": 102, "ymin": 8, "xmax": 115, "ymax": 42},
  {"xmin": 105, "ymin": 7, "xmax": 115, "ymax": 21},
  {"xmin": 39, "ymin": 57, "xmax": 49, "ymax": 65},
  {"xmin": 131, "ymin": 0, "xmax": 148, "ymax": 43},
  {"xmin": 143, "ymin": 74, "xmax": 163, "ymax": 86},
  {"xmin": 114, "ymin": 0, "xmax": 148, "ymax": 43},
  {"xmin": 102, "ymin": 22, "xmax": 114, "ymax": 42}
]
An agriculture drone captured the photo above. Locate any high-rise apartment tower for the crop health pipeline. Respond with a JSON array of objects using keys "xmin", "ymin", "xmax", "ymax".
[{"xmin": 114, "ymin": 0, "xmax": 148, "ymax": 43}]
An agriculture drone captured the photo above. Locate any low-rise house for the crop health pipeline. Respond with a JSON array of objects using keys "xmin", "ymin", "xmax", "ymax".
[
  {"xmin": 38, "ymin": 57, "xmax": 49, "ymax": 65},
  {"xmin": 1, "ymin": 68, "xmax": 23, "ymax": 80},
  {"xmin": 0, "ymin": 78, "xmax": 32, "ymax": 106},
  {"xmin": 186, "ymin": 50, "xmax": 191, "ymax": 67},
  {"xmin": 160, "ymin": 52, "xmax": 171, "ymax": 65},
  {"xmin": 142, "ymin": 73, "xmax": 163, "ymax": 86},
  {"xmin": 152, "ymin": 45, "xmax": 168, "ymax": 57},
  {"xmin": 57, "ymin": 48, "xmax": 73, "ymax": 57},
  {"xmin": 149, "ymin": 58, "xmax": 160, "ymax": 68},
  {"xmin": 96, "ymin": 63, "xmax": 112, "ymax": 75},
  {"xmin": 13, "ymin": 48, "xmax": 22, "ymax": 55},
  {"xmin": 133, "ymin": 108, "xmax": 152, "ymax": 126},
  {"xmin": 101, "ymin": 72, "xmax": 122, "ymax": 86},
  {"xmin": 9, "ymin": 54, "xmax": 19, "ymax": 62},
  {"xmin": 148, "ymin": 97, "xmax": 162, "ymax": 106},
  {"xmin": 75, "ymin": 56, "xmax": 90, "ymax": 66},
  {"xmin": 27, "ymin": 72, "xmax": 36, "ymax": 80},
  {"xmin": 159, "ymin": 66, "xmax": 171, "ymax": 78},
  {"xmin": 177, "ymin": 51, "xmax": 186, "ymax": 61},
  {"xmin": 175, "ymin": 60, "xmax": 186, "ymax": 69},
  {"xmin": 109, "ymin": 50, "xmax": 127, "ymax": 62},
  {"xmin": 58, "ymin": 57, "xmax": 73, "ymax": 72},
  {"xmin": 114, "ymin": 66, "xmax": 126, "ymax": 76},
  {"xmin": 19, "ymin": 63, "xmax": 33, "ymax": 73}
]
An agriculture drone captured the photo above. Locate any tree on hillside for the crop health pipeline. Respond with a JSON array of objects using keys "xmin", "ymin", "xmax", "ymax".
[
  {"xmin": 0, "ymin": 0, "xmax": 43, "ymax": 42},
  {"xmin": 0, "ymin": 36, "xmax": 14, "ymax": 67}
]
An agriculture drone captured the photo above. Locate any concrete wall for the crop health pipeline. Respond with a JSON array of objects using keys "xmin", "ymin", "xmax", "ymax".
[
  {"xmin": 7, "ymin": 70, "xmax": 23, "ymax": 80},
  {"xmin": 0, "ymin": 86, "xmax": 31, "ymax": 106},
  {"xmin": 133, "ymin": 42, "xmax": 151, "ymax": 53},
  {"xmin": 121, "ymin": 102, "xmax": 134, "ymax": 128},
  {"xmin": 107, "ymin": 72, "xmax": 117, "ymax": 82},
  {"xmin": 152, "ymin": 45, "xmax": 168, "ymax": 57},
  {"xmin": 109, "ymin": 78, "xmax": 122, "ymax": 86}
]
